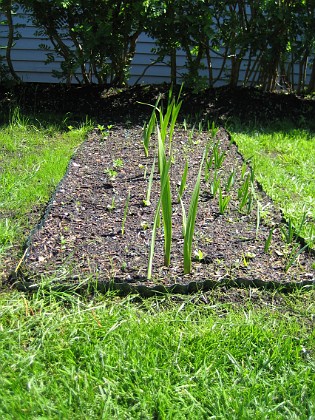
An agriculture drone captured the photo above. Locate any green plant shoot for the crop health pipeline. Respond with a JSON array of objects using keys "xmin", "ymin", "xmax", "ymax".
[
  {"xmin": 183, "ymin": 151, "xmax": 205, "ymax": 274},
  {"xmin": 143, "ymin": 158, "xmax": 156, "ymax": 207},
  {"xmin": 177, "ymin": 160, "xmax": 188, "ymax": 203}
]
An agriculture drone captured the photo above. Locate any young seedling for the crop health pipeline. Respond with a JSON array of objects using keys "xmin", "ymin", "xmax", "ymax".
[
  {"xmin": 143, "ymin": 158, "xmax": 156, "ymax": 207},
  {"xmin": 209, "ymin": 170, "xmax": 220, "ymax": 197},
  {"xmin": 225, "ymin": 169, "xmax": 236, "ymax": 192},
  {"xmin": 264, "ymin": 227, "xmax": 274, "ymax": 253},
  {"xmin": 204, "ymin": 145, "xmax": 214, "ymax": 182},
  {"xmin": 213, "ymin": 142, "xmax": 225, "ymax": 169},
  {"xmin": 241, "ymin": 162, "xmax": 248, "ymax": 179},
  {"xmin": 106, "ymin": 196, "xmax": 116, "ymax": 212},
  {"xmin": 158, "ymin": 127, "xmax": 173, "ymax": 267},
  {"xmin": 209, "ymin": 120, "xmax": 219, "ymax": 138},
  {"xmin": 183, "ymin": 150, "xmax": 205, "ymax": 274},
  {"xmin": 281, "ymin": 218, "xmax": 295, "ymax": 244},
  {"xmin": 238, "ymin": 174, "xmax": 252, "ymax": 213},
  {"xmin": 218, "ymin": 185, "xmax": 231, "ymax": 215},
  {"xmin": 256, "ymin": 201, "xmax": 261, "ymax": 239},
  {"xmin": 177, "ymin": 160, "xmax": 188, "ymax": 203},
  {"xmin": 147, "ymin": 151, "xmax": 172, "ymax": 279},
  {"xmin": 143, "ymin": 101, "xmax": 158, "ymax": 157},
  {"xmin": 285, "ymin": 243, "xmax": 309, "ymax": 272}
]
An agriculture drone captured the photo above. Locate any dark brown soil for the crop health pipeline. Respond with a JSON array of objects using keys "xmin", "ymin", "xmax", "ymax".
[
  {"xmin": 3, "ymin": 83, "xmax": 315, "ymax": 295},
  {"xmin": 1, "ymin": 83, "xmax": 315, "ymax": 127},
  {"xmin": 16, "ymin": 126, "xmax": 315, "ymax": 295}
]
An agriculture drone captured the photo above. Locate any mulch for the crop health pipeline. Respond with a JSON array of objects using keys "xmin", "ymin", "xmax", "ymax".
[{"xmin": 13, "ymin": 123, "xmax": 315, "ymax": 295}]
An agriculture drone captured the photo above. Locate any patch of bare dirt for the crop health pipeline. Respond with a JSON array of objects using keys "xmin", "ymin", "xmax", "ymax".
[{"xmin": 13, "ymin": 125, "xmax": 315, "ymax": 295}]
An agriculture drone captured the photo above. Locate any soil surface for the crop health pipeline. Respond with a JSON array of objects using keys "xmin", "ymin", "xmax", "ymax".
[
  {"xmin": 3, "ymin": 83, "xmax": 315, "ymax": 295},
  {"xmin": 17, "ymin": 125, "xmax": 315, "ymax": 295},
  {"xmin": 1, "ymin": 83, "xmax": 315, "ymax": 126}
]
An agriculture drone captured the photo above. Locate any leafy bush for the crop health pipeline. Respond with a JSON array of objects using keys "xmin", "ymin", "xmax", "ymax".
[
  {"xmin": 19, "ymin": 0, "xmax": 146, "ymax": 85},
  {"xmin": 2, "ymin": 0, "xmax": 315, "ymax": 91}
]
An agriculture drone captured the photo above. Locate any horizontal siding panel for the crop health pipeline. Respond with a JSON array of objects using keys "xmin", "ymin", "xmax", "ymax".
[
  {"xmin": 8, "ymin": 49, "xmax": 63, "ymax": 62},
  {"xmin": 12, "ymin": 60, "xmax": 62, "ymax": 72},
  {"xmin": 128, "ymin": 75, "xmax": 173, "ymax": 85},
  {"xmin": 1, "ymin": 10, "xmax": 313, "ymax": 87},
  {"xmin": 16, "ymin": 71, "xmax": 59, "ymax": 83}
]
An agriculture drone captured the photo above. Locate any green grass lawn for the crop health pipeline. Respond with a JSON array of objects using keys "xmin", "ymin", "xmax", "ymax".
[
  {"xmin": 0, "ymin": 111, "xmax": 314, "ymax": 418},
  {"xmin": 230, "ymin": 120, "xmax": 315, "ymax": 245},
  {"xmin": 0, "ymin": 110, "xmax": 93, "ymax": 276}
]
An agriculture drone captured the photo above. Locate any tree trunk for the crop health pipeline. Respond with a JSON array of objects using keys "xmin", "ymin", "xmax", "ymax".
[{"xmin": 4, "ymin": 1, "xmax": 20, "ymax": 82}]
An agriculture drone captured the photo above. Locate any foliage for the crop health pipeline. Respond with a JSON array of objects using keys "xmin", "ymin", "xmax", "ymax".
[
  {"xmin": 18, "ymin": 0, "xmax": 146, "ymax": 85},
  {"xmin": 1, "ymin": 1, "xmax": 315, "ymax": 90},
  {"xmin": 0, "ymin": 0, "xmax": 22, "ymax": 83},
  {"xmin": 145, "ymin": 0, "xmax": 315, "ymax": 91}
]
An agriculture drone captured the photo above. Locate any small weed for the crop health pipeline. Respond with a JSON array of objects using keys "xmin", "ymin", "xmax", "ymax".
[
  {"xmin": 104, "ymin": 168, "xmax": 118, "ymax": 180},
  {"xmin": 106, "ymin": 196, "xmax": 116, "ymax": 212},
  {"xmin": 113, "ymin": 158, "xmax": 124, "ymax": 169},
  {"xmin": 194, "ymin": 249, "xmax": 204, "ymax": 261}
]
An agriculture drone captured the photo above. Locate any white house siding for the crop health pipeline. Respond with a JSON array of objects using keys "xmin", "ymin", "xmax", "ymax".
[
  {"xmin": 0, "ymin": 10, "xmax": 237, "ymax": 85},
  {"xmin": 0, "ymin": 10, "xmax": 312, "ymax": 87}
]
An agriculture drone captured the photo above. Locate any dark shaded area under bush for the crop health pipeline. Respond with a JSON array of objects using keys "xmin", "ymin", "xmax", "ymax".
[{"xmin": 1, "ymin": 83, "xmax": 314, "ymax": 127}]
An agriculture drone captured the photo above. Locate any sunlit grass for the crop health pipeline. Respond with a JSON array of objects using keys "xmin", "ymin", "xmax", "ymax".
[
  {"xmin": 0, "ymin": 110, "xmax": 93, "ymax": 271},
  {"xmin": 0, "ymin": 288, "xmax": 314, "ymax": 418},
  {"xmin": 230, "ymin": 121, "xmax": 315, "ymax": 244},
  {"xmin": 0, "ymin": 111, "xmax": 315, "ymax": 418}
]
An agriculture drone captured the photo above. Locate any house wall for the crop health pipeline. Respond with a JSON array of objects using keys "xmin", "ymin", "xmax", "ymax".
[
  {"xmin": 0, "ymin": 9, "xmax": 311, "ymax": 88},
  {"xmin": 0, "ymin": 9, "xmax": 237, "ymax": 86}
]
